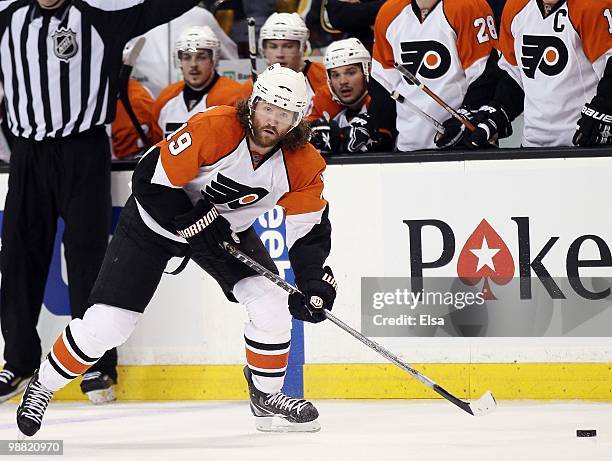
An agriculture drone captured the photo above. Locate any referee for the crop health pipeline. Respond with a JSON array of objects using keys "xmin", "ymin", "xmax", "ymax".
[{"xmin": 0, "ymin": 0, "xmax": 200, "ymax": 403}]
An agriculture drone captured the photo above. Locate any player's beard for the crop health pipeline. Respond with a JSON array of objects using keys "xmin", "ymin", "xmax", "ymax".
[{"xmin": 251, "ymin": 119, "xmax": 290, "ymax": 148}]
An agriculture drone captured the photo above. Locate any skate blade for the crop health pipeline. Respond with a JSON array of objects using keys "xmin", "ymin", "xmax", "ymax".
[
  {"xmin": 0, "ymin": 380, "xmax": 30, "ymax": 403},
  {"xmin": 85, "ymin": 386, "xmax": 116, "ymax": 405},
  {"xmin": 255, "ymin": 416, "xmax": 321, "ymax": 433}
]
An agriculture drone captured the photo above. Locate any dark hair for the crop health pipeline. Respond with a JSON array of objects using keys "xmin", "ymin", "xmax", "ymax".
[{"xmin": 235, "ymin": 98, "xmax": 312, "ymax": 151}]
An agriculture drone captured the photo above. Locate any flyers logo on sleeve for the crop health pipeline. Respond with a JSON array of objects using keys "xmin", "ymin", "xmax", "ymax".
[
  {"xmin": 520, "ymin": 35, "xmax": 568, "ymax": 79},
  {"xmin": 399, "ymin": 40, "xmax": 452, "ymax": 82},
  {"xmin": 204, "ymin": 173, "xmax": 269, "ymax": 210}
]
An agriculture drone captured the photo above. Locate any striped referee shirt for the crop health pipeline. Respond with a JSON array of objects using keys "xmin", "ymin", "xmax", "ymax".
[{"xmin": 0, "ymin": 0, "xmax": 200, "ymax": 140}]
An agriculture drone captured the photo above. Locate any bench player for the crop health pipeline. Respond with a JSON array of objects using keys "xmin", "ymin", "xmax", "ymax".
[
  {"xmin": 151, "ymin": 26, "xmax": 243, "ymax": 142},
  {"xmin": 16, "ymin": 64, "xmax": 337, "ymax": 437},
  {"xmin": 463, "ymin": 0, "xmax": 612, "ymax": 148},
  {"xmin": 239, "ymin": 13, "xmax": 327, "ymax": 116},
  {"xmin": 309, "ymin": 38, "xmax": 383, "ymax": 155}
]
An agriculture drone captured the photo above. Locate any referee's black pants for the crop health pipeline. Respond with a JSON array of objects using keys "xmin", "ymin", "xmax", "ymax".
[{"xmin": 0, "ymin": 127, "xmax": 117, "ymax": 378}]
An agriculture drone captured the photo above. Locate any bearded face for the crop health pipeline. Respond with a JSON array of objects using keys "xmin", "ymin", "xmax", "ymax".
[{"xmin": 250, "ymin": 101, "xmax": 297, "ymax": 148}]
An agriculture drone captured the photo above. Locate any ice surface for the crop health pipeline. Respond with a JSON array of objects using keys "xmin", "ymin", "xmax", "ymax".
[{"xmin": 1, "ymin": 400, "xmax": 611, "ymax": 461}]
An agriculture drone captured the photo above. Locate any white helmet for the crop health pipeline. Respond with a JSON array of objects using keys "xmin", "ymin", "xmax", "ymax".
[
  {"xmin": 174, "ymin": 26, "xmax": 220, "ymax": 68},
  {"xmin": 249, "ymin": 63, "xmax": 308, "ymax": 129},
  {"xmin": 324, "ymin": 38, "xmax": 371, "ymax": 104},
  {"xmin": 259, "ymin": 12, "xmax": 309, "ymax": 53}
]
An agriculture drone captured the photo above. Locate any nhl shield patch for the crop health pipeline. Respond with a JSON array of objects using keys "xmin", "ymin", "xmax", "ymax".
[{"xmin": 52, "ymin": 27, "xmax": 78, "ymax": 62}]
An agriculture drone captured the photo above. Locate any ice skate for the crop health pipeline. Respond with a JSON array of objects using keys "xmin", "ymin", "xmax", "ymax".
[
  {"xmin": 16, "ymin": 371, "xmax": 53, "ymax": 438},
  {"xmin": 80, "ymin": 371, "xmax": 117, "ymax": 404},
  {"xmin": 244, "ymin": 366, "xmax": 320, "ymax": 433}
]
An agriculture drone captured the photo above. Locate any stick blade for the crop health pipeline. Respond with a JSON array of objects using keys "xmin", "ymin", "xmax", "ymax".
[{"xmin": 470, "ymin": 391, "xmax": 497, "ymax": 416}]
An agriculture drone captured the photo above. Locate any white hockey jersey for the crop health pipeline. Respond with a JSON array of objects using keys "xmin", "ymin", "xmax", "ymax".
[
  {"xmin": 135, "ymin": 105, "xmax": 328, "ymax": 252},
  {"xmin": 150, "ymin": 76, "xmax": 243, "ymax": 142},
  {"xmin": 498, "ymin": 0, "xmax": 612, "ymax": 147},
  {"xmin": 372, "ymin": 0, "xmax": 496, "ymax": 152}
]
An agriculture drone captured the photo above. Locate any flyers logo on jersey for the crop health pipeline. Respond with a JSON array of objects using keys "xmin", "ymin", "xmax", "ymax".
[
  {"xmin": 399, "ymin": 40, "xmax": 452, "ymax": 82},
  {"xmin": 521, "ymin": 35, "xmax": 568, "ymax": 79},
  {"xmin": 204, "ymin": 173, "xmax": 269, "ymax": 210}
]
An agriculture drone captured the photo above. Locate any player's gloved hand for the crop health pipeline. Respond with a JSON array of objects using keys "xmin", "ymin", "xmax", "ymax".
[
  {"xmin": 309, "ymin": 116, "xmax": 340, "ymax": 155},
  {"xmin": 435, "ymin": 107, "xmax": 475, "ymax": 149},
  {"xmin": 172, "ymin": 194, "xmax": 239, "ymax": 258},
  {"xmin": 288, "ymin": 266, "xmax": 337, "ymax": 323},
  {"xmin": 340, "ymin": 113, "xmax": 378, "ymax": 153},
  {"xmin": 463, "ymin": 104, "xmax": 512, "ymax": 148},
  {"xmin": 573, "ymin": 97, "xmax": 612, "ymax": 147}
]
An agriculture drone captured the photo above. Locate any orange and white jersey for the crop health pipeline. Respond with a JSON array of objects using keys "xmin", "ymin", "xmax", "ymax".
[
  {"xmin": 498, "ymin": 0, "xmax": 612, "ymax": 147},
  {"xmin": 308, "ymin": 85, "xmax": 371, "ymax": 128},
  {"xmin": 111, "ymin": 79, "xmax": 154, "ymax": 159},
  {"xmin": 238, "ymin": 61, "xmax": 327, "ymax": 117},
  {"xmin": 150, "ymin": 75, "xmax": 243, "ymax": 143},
  {"xmin": 372, "ymin": 0, "xmax": 496, "ymax": 151},
  {"xmin": 134, "ymin": 105, "xmax": 328, "ymax": 254}
]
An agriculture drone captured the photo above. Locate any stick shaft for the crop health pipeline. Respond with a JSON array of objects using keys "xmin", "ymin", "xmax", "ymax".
[
  {"xmin": 395, "ymin": 63, "xmax": 477, "ymax": 132},
  {"xmin": 390, "ymin": 90, "xmax": 445, "ymax": 134},
  {"xmin": 223, "ymin": 243, "xmax": 478, "ymax": 415},
  {"xmin": 247, "ymin": 17, "xmax": 257, "ymax": 82}
]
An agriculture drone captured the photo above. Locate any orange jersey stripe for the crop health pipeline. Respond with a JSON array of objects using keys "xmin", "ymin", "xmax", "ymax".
[
  {"xmin": 568, "ymin": 0, "xmax": 612, "ymax": 64},
  {"xmin": 373, "ymin": 0, "xmax": 411, "ymax": 69},
  {"xmin": 246, "ymin": 349, "xmax": 289, "ymax": 370},
  {"xmin": 498, "ymin": 0, "xmax": 530, "ymax": 66},
  {"xmin": 443, "ymin": 0, "xmax": 497, "ymax": 70},
  {"xmin": 52, "ymin": 336, "xmax": 91, "ymax": 375}
]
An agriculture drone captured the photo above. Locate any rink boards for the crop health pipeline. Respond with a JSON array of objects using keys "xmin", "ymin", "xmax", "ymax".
[{"xmin": 1, "ymin": 153, "xmax": 612, "ymax": 400}]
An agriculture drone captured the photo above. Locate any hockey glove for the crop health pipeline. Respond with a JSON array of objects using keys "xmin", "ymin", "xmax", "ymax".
[
  {"xmin": 288, "ymin": 266, "xmax": 337, "ymax": 323},
  {"xmin": 464, "ymin": 104, "xmax": 512, "ymax": 148},
  {"xmin": 172, "ymin": 194, "xmax": 239, "ymax": 258},
  {"xmin": 340, "ymin": 113, "xmax": 378, "ymax": 153},
  {"xmin": 435, "ymin": 107, "xmax": 476, "ymax": 149},
  {"xmin": 573, "ymin": 97, "xmax": 612, "ymax": 147},
  {"xmin": 310, "ymin": 117, "xmax": 341, "ymax": 155}
]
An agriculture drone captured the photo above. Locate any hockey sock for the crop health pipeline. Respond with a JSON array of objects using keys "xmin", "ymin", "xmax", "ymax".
[
  {"xmin": 39, "ymin": 304, "xmax": 141, "ymax": 392},
  {"xmin": 233, "ymin": 276, "xmax": 293, "ymax": 394},
  {"xmin": 244, "ymin": 336, "xmax": 290, "ymax": 394}
]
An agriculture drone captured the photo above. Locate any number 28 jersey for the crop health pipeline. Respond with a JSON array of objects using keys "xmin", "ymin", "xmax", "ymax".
[{"xmin": 372, "ymin": 0, "xmax": 497, "ymax": 151}]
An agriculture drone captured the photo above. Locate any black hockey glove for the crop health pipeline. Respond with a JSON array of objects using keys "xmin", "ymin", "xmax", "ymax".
[
  {"xmin": 310, "ymin": 117, "xmax": 341, "ymax": 155},
  {"xmin": 288, "ymin": 266, "xmax": 337, "ymax": 323},
  {"xmin": 340, "ymin": 113, "xmax": 378, "ymax": 153},
  {"xmin": 464, "ymin": 103, "xmax": 512, "ymax": 148},
  {"xmin": 172, "ymin": 194, "xmax": 239, "ymax": 258},
  {"xmin": 435, "ymin": 107, "xmax": 476, "ymax": 149},
  {"xmin": 573, "ymin": 97, "xmax": 612, "ymax": 147}
]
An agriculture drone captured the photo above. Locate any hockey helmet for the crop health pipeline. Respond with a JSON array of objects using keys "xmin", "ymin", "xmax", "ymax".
[
  {"xmin": 324, "ymin": 38, "xmax": 371, "ymax": 104},
  {"xmin": 259, "ymin": 13, "xmax": 309, "ymax": 53},
  {"xmin": 249, "ymin": 63, "xmax": 309, "ymax": 130},
  {"xmin": 174, "ymin": 26, "xmax": 220, "ymax": 68}
]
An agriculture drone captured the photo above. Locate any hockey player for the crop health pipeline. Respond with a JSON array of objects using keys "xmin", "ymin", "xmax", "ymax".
[
  {"xmin": 460, "ymin": 0, "xmax": 612, "ymax": 148},
  {"xmin": 239, "ymin": 13, "xmax": 327, "ymax": 115},
  {"xmin": 308, "ymin": 38, "xmax": 379, "ymax": 155},
  {"xmin": 150, "ymin": 26, "xmax": 243, "ymax": 142},
  {"xmin": 16, "ymin": 64, "xmax": 336, "ymax": 438},
  {"xmin": 370, "ymin": 0, "xmax": 500, "ymax": 152}
]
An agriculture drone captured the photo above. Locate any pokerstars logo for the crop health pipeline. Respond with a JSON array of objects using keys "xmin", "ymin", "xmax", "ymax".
[
  {"xmin": 399, "ymin": 40, "xmax": 451, "ymax": 82},
  {"xmin": 405, "ymin": 218, "xmax": 612, "ymax": 301},
  {"xmin": 521, "ymin": 35, "xmax": 568, "ymax": 78}
]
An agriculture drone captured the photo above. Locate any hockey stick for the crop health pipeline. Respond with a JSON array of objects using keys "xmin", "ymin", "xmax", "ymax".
[
  {"xmin": 118, "ymin": 36, "xmax": 150, "ymax": 150},
  {"xmin": 247, "ymin": 17, "xmax": 258, "ymax": 82},
  {"xmin": 223, "ymin": 242, "xmax": 497, "ymax": 417},
  {"xmin": 394, "ymin": 63, "xmax": 477, "ymax": 132},
  {"xmin": 389, "ymin": 89, "xmax": 445, "ymax": 135}
]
